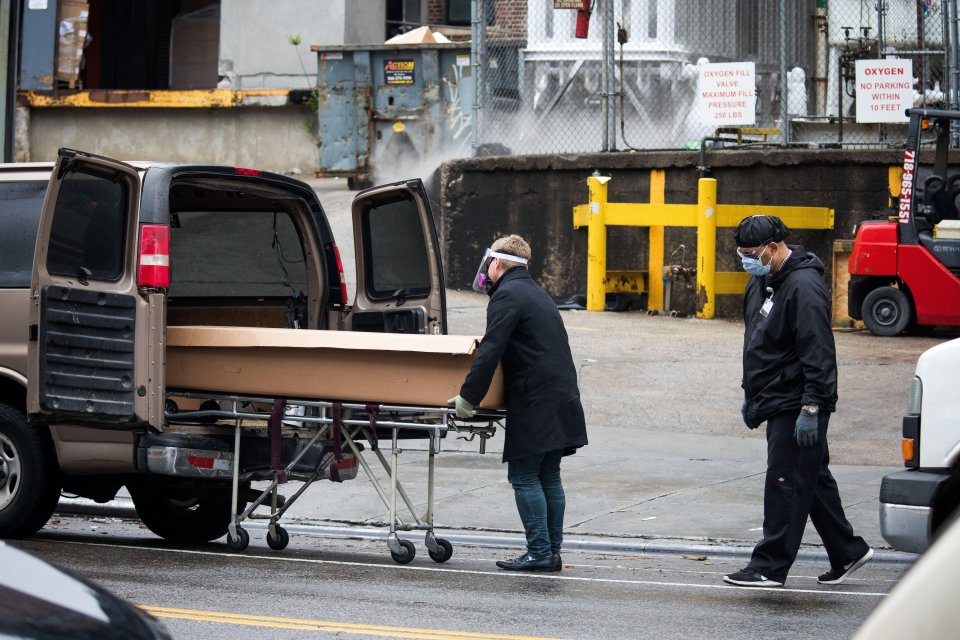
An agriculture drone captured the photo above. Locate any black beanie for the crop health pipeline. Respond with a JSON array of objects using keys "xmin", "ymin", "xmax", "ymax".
[{"xmin": 734, "ymin": 215, "xmax": 790, "ymax": 247}]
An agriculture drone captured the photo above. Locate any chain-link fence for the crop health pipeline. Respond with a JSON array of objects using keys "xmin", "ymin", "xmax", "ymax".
[{"xmin": 473, "ymin": 0, "xmax": 954, "ymax": 154}]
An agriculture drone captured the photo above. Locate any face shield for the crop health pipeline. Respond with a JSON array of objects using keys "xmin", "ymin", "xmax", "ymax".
[{"xmin": 471, "ymin": 248, "xmax": 529, "ymax": 292}]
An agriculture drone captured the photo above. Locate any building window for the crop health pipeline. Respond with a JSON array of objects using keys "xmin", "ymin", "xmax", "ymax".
[
  {"xmin": 445, "ymin": 0, "xmax": 495, "ymax": 27},
  {"xmin": 387, "ymin": 0, "xmax": 424, "ymax": 38}
]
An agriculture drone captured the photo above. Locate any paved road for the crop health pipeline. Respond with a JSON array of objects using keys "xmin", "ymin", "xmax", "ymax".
[{"xmin": 15, "ymin": 516, "xmax": 905, "ymax": 640}]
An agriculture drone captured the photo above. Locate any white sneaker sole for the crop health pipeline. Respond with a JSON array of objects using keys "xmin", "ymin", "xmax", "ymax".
[
  {"xmin": 818, "ymin": 548, "xmax": 875, "ymax": 585},
  {"xmin": 723, "ymin": 575, "xmax": 784, "ymax": 587}
]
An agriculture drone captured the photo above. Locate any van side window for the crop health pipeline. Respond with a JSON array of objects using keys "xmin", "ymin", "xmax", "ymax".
[
  {"xmin": 47, "ymin": 171, "xmax": 127, "ymax": 282},
  {"xmin": 361, "ymin": 193, "xmax": 430, "ymax": 300},
  {"xmin": 168, "ymin": 210, "xmax": 307, "ymax": 298},
  {"xmin": 0, "ymin": 181, "xmax": 48, "ymax": 287}
]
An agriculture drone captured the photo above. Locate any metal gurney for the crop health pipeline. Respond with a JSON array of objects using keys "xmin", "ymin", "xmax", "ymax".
[{"xmin": 162, "ymin": 390, "xmax": 505, "ymax": 563}]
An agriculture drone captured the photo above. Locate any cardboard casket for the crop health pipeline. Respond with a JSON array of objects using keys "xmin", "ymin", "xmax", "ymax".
[{"xmin": 165, "ymin": 326, "xmax": 504, "ymax": 409}]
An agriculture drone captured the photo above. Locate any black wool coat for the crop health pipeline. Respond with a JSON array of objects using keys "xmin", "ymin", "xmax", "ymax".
[
  {"xmin": 459, "ymin": 267, "xmax": 588, "ymax": 462},
  {"xmin": 742, "ymin": 246, "xmax": 839, "ymax": 425}
]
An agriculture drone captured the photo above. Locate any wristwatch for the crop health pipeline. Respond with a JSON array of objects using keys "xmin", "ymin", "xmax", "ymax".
[{"xmin": 801, "ymin": 404, "xmax": 820, "ymax": 416}]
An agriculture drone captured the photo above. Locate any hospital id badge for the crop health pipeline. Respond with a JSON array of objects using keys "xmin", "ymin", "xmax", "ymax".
[{"xmin": 760, "ymin": 297, "xmax": 774, "ymax": 317}]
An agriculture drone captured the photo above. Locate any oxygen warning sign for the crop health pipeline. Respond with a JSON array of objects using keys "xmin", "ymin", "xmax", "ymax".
[
  {"xmin": 855, "ymin": 59, "xmax": 912, "ymax": 123},
  {"xmin": 385, "ymin": 59, "xmax": 415, "ymax": 85},
  {"xmin": 697, "ymin": 62, "xmax": 756, "ymax": 126}
]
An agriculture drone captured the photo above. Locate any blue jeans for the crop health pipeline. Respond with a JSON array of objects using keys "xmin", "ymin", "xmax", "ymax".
[{"xmin": 507, "ymin": 449, "xmax": 566, "ymax": 558}]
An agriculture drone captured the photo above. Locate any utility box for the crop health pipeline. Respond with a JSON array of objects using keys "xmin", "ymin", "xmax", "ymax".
[{"xmin": 314, "ymin": 43, "xmax": 474, "ymax": 188}]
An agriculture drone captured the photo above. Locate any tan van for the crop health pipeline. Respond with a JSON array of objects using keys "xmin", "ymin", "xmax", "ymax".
[{"xmin": 0, "ymin": 148, "xmax": 447, "ymax": 544}]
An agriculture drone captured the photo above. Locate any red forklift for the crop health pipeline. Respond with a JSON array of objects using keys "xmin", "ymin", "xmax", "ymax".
[{"xmin": 848, "ymin": 108, "xmax": 960, "ymax": 336}]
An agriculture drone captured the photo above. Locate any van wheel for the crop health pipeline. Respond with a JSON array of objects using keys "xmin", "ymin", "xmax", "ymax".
[
  {"xmin": 862, "ymin": 287, "xmax": 911, "ymax": 336},
  {"xmin": 129, "ymin": 486, "xmax": 236, "ymax": 543},
  {"xmin": 0, "ymin": 404, "xmax": 61, "ymax": 538}
]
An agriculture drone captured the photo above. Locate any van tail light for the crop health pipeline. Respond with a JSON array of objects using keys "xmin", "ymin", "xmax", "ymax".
[
  {"xmin": 331, "ymin": 242, "xmax": 349, "ymax": 305},
  {"xmin": 235, "ymin": 167, "xmax": 261, "ymax": 176},
  {"xmin": 138, "ymin": 224, "xmax": 170, "ymax": 288},
  {"xmin": 902, "ymin": 438, "xmax": 916, "ymax": 464},
  {"xmin": 902, "ymin": 413, "xmax": 919, "ymax": 468}
]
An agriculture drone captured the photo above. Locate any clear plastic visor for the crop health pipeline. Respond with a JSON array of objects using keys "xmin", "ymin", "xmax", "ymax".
[{"xmin": 471, "ymin": 248, "xmax": 528, "ymax": 292}]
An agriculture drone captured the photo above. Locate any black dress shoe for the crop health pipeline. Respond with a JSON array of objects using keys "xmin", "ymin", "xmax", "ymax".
[{"xmin": 496, "ymin": 553, "xmax": 562, "ymax": 572}]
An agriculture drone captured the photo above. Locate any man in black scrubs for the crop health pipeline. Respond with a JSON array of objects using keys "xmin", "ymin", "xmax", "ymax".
[{"xmin": 724, "ymin": 215, "xmax": 873, "ymax": 588}]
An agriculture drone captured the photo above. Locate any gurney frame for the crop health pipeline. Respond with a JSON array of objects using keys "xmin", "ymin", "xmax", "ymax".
[{"xmin": 164, "ymin": 390, "xmax": 503, "ymax": 563}]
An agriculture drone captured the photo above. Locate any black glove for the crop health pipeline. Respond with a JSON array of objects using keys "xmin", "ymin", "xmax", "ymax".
[
  {"xmin": 794, "ymin": 411, "xmax": 818, "ymax": 447},
  {"xmin": 741, "ymin": 400, "xmax": 759, "ymax": 430}
]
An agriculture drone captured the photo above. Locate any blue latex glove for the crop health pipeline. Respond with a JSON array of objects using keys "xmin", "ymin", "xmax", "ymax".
[
  {"xmin": 794, "ymin": 411, "xmax": 819, "ymax": 447},
  {"xmin": 448, "ymin": 395, "xmax": 475, "ymax": 419},
  {"xmin": 741, "ymin": 401, "xmax": 759, "ymax": 430}
]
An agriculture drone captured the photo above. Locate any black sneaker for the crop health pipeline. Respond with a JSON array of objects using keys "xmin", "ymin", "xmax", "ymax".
[
  {"xmin": 818, "ymin": 548, "xmax": 874, "ymax": 585},
  {"xmin": 495, "ymin": 552, "xmax": 561, "ymax": 572},
  {"xmin": 723, "ymin": 568, "xmax": 784, "ymax": 587}
]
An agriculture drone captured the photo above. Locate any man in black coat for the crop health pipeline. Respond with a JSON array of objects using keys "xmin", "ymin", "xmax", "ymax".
[
  {"xmin": 449, "ymin": 234, "xmax": 588, "ymax": 572},
  {"xmin": 723, "ymin": 215, "xmax": 873, "ymax": 588}
]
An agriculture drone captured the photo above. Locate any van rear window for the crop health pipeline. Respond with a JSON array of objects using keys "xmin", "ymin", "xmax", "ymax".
[
  {"xmin": 0, "ymin": 180, "xmax": 48, "ymax": 287},
  {"xmin": 47, "ymin": 171, "xmax": 127, "ymax": 282},
  {"xmin": 360, "ymin": 192, "xmax": 431, "ymax": 300}
]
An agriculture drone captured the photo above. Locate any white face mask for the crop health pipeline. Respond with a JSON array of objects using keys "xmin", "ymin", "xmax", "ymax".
[
  {"xmin": 739, "ymin": 245, "xmax": 772, "ymax": 277},
  {"xmin": 471, "ymin": 248, "xmax": 528, "ymax": 292}
]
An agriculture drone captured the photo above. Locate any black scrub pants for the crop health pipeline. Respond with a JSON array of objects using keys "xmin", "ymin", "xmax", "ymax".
[{"xmin": 746, "ymin": 409, "xmax": 870, "ymax": 583}]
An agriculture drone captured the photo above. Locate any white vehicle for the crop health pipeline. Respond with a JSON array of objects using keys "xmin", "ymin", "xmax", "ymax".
[{"xmin": 880, "ymin": 337, "xmax": 960, "ymax": 553}]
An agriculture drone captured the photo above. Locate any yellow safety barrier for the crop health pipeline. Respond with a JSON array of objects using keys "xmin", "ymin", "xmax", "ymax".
[{"xmin": 573, "ymin": 173, "xmax": 835, "ymax": 318}]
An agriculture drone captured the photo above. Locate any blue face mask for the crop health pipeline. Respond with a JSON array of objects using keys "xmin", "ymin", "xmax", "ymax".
[{"xmin": 740, "ymin": 246, "xmax": 771, "ymax": 276}]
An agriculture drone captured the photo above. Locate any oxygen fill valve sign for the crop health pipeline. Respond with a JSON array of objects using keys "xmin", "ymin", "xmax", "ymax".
[
  {"xmin": 697, "ymin": 62, "xmax": 756, "ymax": 126},
  {"xmin": 855, "ymin": 59, "xmax": 912, "ymax": 123}
]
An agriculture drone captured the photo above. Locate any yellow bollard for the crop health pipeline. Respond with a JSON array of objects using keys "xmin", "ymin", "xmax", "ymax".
[
  {"xmin": 586, "ymin": 174, "xmax": 611, "ymax": 311},
  {"xmin": 696, "ymin": 178, "xmax": 718, "ymax": 319},
  {"xmin": 647, "ymin": 170, "xmax": 665, "ymax": 311}
]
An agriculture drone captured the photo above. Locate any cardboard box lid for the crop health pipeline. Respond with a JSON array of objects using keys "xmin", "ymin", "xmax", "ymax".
[{"xmin": 167, "ymin": 326, "xmax": 483, "ymax": 355}]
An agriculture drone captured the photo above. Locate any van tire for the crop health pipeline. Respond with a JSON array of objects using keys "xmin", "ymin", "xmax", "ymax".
[
  {"xmin": 0, "ymin": 404, "xmax": 61, "ymax": 538},
  {"xmin": 129, "ymin": 485, "xmax": 235, "ymax": 543}
]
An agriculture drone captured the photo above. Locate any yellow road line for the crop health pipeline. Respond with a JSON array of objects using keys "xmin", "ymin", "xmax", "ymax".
[{"xmin": 139, "ymin": 605, "xmax": 564, "ymax": 640}]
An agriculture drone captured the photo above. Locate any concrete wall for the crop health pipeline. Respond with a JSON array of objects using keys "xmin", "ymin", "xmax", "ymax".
[
  {"xmin": 26, "ymin": 106, "xmax": 319, "ymax": 174},
  {"xmin": 219, "ymin": 0, "xmax": 386, "ymax": 89},
  {"xmin": 438, "ymin": 149, "xmax": 901, "ymax": 317}
]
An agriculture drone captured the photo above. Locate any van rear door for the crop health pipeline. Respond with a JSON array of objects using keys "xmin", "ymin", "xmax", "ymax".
[
  {"xmin": 351, "ymin": 179, "xmax": 446, "ymax": 335},
  {"xmin": 27, "ymin": 150, "xmax": 164, "ymax": 430}
]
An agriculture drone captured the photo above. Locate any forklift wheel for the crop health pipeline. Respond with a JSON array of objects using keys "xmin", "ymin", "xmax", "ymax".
[{"xmin": 862, "ymin": 287, "xmax": 911, "ymax": 336}]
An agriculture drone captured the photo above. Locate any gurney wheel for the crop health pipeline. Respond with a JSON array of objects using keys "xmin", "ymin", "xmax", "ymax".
[
  {"xmin": 226, "ymin": 527, "xmax": 249, "ymax": 551},
  {"xmin": 266, "ymin": 526, "xmax": 289, "ymax": 551},
  {"xmin": 428, "ymin": 538, "xmax": 453, "ymax": 563},
  {"xmin": 390, "ymin": 539, "xmax": 416, "ymax": 564}
]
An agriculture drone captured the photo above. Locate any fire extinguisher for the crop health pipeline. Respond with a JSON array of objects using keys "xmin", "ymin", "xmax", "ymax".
[{"xmin": 575, "ymin": 0, "xmax": 593, "ymax": 39}]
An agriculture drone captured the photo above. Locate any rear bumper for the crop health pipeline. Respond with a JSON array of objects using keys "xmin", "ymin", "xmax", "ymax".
[{"xmin": 879, "ymin": 469, "xmax": 951, "ymax": 553}]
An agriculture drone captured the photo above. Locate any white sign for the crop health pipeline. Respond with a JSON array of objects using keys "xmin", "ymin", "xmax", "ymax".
[
  {"xmin": 855, "ymin": 59, "xmax": 912, "ymax": 123},
  {"xmin": 697, "ymin": 62, "xmax": 756, "ymax": 126}
]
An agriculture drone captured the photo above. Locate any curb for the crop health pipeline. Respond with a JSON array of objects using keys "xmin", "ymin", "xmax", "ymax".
[{"xmin": 54, "ymin": 498, "xmax": 916, "ymax": 565}]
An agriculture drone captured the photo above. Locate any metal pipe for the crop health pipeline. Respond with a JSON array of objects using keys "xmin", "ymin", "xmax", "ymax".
[
  {"xmin": 780, "ymin": 0, "xmax": 790, "ymax": 146},
  {"xmin": 951, "ymin": 0, "xmax": 960, "ymax": 112},
  {"xmin": 470, "ymin": 0, "xmax": 479, "ymax": 151},
  {"xmin": 814, "ymin": 0, "xmax": 828, "ymax": 116},
  {"xmin": 606, "ymin": 0, "xmax": 616, "ymax": 150},
  {"xmin": 601, "ymin": 0, "xmax": 610, "ymax": 151}
]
